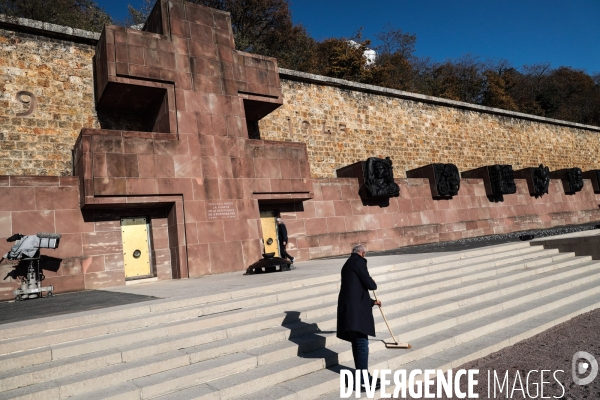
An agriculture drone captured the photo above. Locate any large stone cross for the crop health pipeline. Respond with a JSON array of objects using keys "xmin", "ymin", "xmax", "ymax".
[{"xmin": 73, "ymin": 0, "xmax": 312, "ymax": 278}]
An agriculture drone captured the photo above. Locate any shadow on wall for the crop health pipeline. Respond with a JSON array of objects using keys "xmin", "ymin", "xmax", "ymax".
[
  {"xmin": 96, "ymin": 109, "xmax": 152, "ymax": 132},
  {"xmin": 2, "ymin": 255, "xmax": 62, "ymax": 282},
  {"xmin": 361, "ymin": 197, "xmax": 390, "ymax": 208}
]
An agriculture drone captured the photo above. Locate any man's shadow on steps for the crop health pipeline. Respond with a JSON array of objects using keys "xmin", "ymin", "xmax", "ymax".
[{"xmin": 282, "ymin": 311, "xmax": 356, "ymax": 383}]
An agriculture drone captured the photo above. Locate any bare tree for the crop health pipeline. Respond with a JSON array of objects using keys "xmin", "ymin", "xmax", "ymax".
[
  {"xmin": 125, "ymin": 0, "xmax": 155, "ymax": 27},
  {"xmin": 375, "ymin": 25, "xmax": 416, "ymax": 59}
]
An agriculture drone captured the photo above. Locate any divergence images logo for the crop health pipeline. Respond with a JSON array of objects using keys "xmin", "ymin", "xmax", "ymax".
[{"xmin": 572, "ymin": 351, "xmax": 598, "ymax": 386}]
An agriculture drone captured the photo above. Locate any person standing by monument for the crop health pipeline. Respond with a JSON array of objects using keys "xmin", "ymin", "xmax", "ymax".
[
  {"xmin": 337, "ymin": 244, "xmax": 381, "ymax": 390},
  {"xmin": 276, "ymin": 217, "xmax": 294, "ymax": 263}
]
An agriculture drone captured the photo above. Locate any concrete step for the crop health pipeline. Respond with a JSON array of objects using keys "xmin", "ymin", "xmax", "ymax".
[
  {"xmin": 0, "ymin": 349, "xmax": 122, "ymax": 392},
  {"xmin": 1, "ymin": 249, "xmax": 583, "ymax": 374},
  {"xmin": 301, "ymin": 253, "xmax": 591, "ymax": 322},
  {"xmin": 0, "ymin": 242, "xmax": 533, "ymax": 342},
  {"xmin": 306, "ymin": 294, "xmax": 600, "ymax": 399},
  {"xmin": 0, "ymin": 243, "xmax": 537, "ymax": 348},
  {"xmin": 298, "ymin": 256, "xmax": 597, "ymax": 333},
  {"xmin": 283, "ymin": 265, "xmax": 600, "ymax": 363},
  {"xmin": 1, "ymin": 255, "xmax": 594, "ymax": 393},
  {"xmin": 388, "ymin": 273, "xmax": 600, "ymax": 347},
  {"xmin": 0, "ymin": 246, "xmax": 555, "ymax": 363},
  {"xmin": 372, "ymin": 282, "xmax": 600, "ymax": 372},
  {"xmin": 239, "ymin": 367, "xmax": 347, "ymax": 400},
  {"xmin": 1, "ymin": 241, "xmax": 597, "ymax": 399},
  {"xmin": 57, "ymin": 263, "xmax": 600, "ymax": 399},
  {"xmin": 376, "ymin": 247, "xmax": 559, "ymax": 288},
  {"xmin": 376, "ymin": 245, "xmax": 552, "ymax": 281},
  {"xmin": 364, "ymin": 258, "xmax": 599, "ymax": 322},
  {"xmin": 0, "ymin": 316, "xmax": 323, "ymax": 398},
  {"xmin": 153, "ymin": 343, "xmax": 350, "ymax": 400},
  {"xmin": 382, "ymin": 258, "xmax": 600, "ymax": 322},
  {"xmin": 157, "ymin": 281, "xmax": 600, "ymax": 400}
]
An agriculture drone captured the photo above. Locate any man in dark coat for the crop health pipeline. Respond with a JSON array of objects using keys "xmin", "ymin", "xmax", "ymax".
[
  {"xmin": 276, "ymin": 217, "xmax": 294, "ymax": 262},
  {"xmin": 337, "ymin": 244, "xmax": 381, "ymax": 389}
]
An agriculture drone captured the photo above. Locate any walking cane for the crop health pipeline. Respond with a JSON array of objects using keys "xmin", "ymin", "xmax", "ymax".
[{"xmin": 373, "ymin": 290, "xmax": 411, "ymax": 349}]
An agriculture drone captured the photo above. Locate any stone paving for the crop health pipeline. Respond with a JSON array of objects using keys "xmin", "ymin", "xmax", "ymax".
[{"xmin": 101, "ymin": 251, "xmax": 454, "ymax": 300}]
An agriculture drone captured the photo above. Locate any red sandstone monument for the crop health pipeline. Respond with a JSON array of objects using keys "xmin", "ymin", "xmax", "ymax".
[
  {"xmin": 75, "ymin": 0, "xmax": 312, "ymax": 280},
  {"xmin": 1, "ymin": 0, "xmax": 600, "ymax": 301}
]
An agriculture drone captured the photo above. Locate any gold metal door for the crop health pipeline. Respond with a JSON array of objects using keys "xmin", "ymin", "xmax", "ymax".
[
  {"xmin": 259, "ymin": 211, "xmax": 280, "ymax": 257},
  {"xmin": 121, "ymin": 217, "xmax": 152, "ymax": 279}
]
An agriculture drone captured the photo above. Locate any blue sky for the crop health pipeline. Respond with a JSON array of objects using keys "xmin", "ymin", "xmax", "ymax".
[{"xmin": 98, "ymin": 0, "xmax": 600, "ymax": 74}]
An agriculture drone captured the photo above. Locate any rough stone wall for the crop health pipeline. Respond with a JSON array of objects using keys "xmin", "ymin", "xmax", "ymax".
[
  {"xmin": 259, "ymin": 79, "xmax": 600, "ymax": 178},
  {"xmin": 0, "ymin": 28, "xmax": 99, "ymax": 176}
]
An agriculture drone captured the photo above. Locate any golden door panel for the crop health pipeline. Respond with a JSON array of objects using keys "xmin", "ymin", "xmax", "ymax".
[
  {"xmin": 259, "ymin": 211, "xmax": 280, "ymax": 257},
  {"xmin": 121, "ymin": 217, "xmax": 152, "ymax": 279}
]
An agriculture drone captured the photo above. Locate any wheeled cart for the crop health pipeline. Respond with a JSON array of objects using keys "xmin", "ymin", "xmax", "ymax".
[
  {"xmin": 13, "ymin": 257, "xmax": 53, "ymax": 300},
  {"xmin": 3, "ymin": 232, "xmax": 61, "ymax": 301}
]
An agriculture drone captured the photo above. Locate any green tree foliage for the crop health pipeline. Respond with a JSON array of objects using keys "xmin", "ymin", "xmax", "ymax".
[{"xmin": 0, "ymin": 0, "xmax": 111, "ymax": 32}]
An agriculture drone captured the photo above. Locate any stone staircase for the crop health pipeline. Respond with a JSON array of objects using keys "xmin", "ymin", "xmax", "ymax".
[{"xmin": 1, "ymin": 240, "xmax": 600, "ymax": 399}]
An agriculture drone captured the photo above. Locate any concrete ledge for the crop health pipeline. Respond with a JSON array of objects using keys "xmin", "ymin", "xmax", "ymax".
[
  {"xmin": 279, "ymin": 68, "xmax": 600, "ymax": 133},
  {"xmin": 125, "ymin": 277, "xmax": 159, "ymax": 286},
  {"xmin": 0, "ymin": 14, "xmax": 100, "ymax": 45}
]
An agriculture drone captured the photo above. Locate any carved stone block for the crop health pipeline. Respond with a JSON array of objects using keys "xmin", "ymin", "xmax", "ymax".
[
  {"xmin": 461, "ymin": 165, "xmax": 517, "ymax": 197},
  {"xmin": 582, "ymin": 170, "xmax": 600, "ymax": 194},
  {"xmin": 514, "ymin": 164, "xmax": 551, "ymax": 197},
  {"xmin": 406, "ymin": 163, "xmax": 460, "ymax": 198},
  {"xmin": 363, "ymin": 157, "xmax": 400, "ymax": 198},
  {"xmin": 550, "ymin": 168, "xmax": 584, "ymax": 194},
  {"xmin": 336, "ymin": 157, "xmax": 400, "ymax": 198}
]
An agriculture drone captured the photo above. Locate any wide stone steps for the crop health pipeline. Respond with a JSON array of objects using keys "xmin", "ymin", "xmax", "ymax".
[
  {"xmin": 321, "ymin": 289, "xmax": 600, "ymax": 399},
  {"xmin": 65, "ymin": 266, "xmax": 600, "ymax": 396},
  {"xmin": 313, "ymin": 293, "xmax": 600, "ymax": 400},
  {"xmin": 0, "ymin": 245, "xmax": 552, "ymax": 369},
  {"xmin": 0, "ymin": 243, "xmax": 534, "ymax": 342},
  {"xmin": 153, "ymin": 277, "xmax": 600, "ymax": 400},
  {"xmin": 0, "ymin": 241, "xmax": 599, "ymax": 399},
  {"xmin": 10, "ymin": 253, "xmax": 584, "ymax": 395},
  {"xmin": 0, "ymin": 248, "xmax": 581, "ymax": 391},
  {"xmin": 12, "ymin": 255, "xmax": 593, "ymax": 397},
  {"xmin": 275, "ymin": 260, "xmax": 600, "ymax": 354},
  {"xmin": 295, "ymin": 256, "xmax": 595, "ymax": 332}
]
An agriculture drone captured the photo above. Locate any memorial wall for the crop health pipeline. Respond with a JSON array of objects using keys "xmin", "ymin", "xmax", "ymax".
[{"xmin": 0, "ymin": 3, "xmax": 599, "ymax": 300}]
